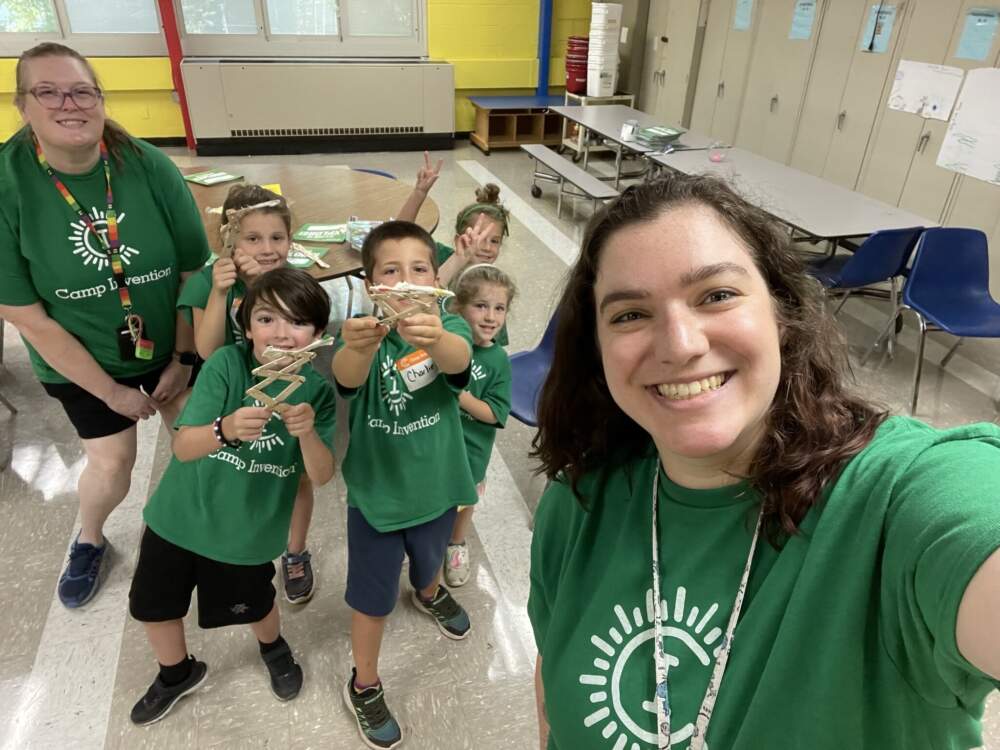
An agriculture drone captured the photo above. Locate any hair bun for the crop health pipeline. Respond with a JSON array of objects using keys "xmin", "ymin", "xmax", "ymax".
[{"xmin": 475, "ymin": 183, "xmax": 501, "ymax": 204}]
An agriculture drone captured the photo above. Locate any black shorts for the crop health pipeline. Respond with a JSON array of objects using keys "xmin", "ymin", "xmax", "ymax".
[
  {"xmin": 41, "ymin": 360, "xmax": 200, "ymax": 440},
  {"xmin": 129, "ymin": 527, "xmax": 276, "ymax": 629}
]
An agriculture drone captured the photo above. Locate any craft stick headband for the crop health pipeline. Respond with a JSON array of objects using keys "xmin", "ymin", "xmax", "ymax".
[{"xmin": 218, "ymin": 198, "xmax": 283, "ymax": 258}]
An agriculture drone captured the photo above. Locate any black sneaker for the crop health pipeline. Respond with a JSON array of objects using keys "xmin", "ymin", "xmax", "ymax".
[
  {"xmin": 130, "ymin": 659, "xmax": 208, "ymax": 726},
  {"xmin": 281, "ymin": 549, "xmax": 314, "ymax": 604},
  {"xmin": 411, "ymin": 585, "xmax": 471, "ymax": 640},
  {"xmin": 342, "ymin": 668, "xmax": 403, "ymax": 749},
  {"xmin": 261, "ymin": 639, "xmax": 303, "ymax": 701}
]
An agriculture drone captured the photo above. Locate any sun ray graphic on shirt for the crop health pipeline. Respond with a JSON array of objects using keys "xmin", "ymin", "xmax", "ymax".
[
  {"xmin": 379, "ymin": 354, "xmax": 412, "ymax": 416},
  {"xmin": 577, "ymin": 587, "xmax": 721, "ymax": 749},
  {"xmin": 470, "ymin": 361, "xmax": 486, "ymax": 382},
  {"xmin": 246, "ymin": 399, "xmax": 285, "ymax": 452},
  {"xmin": 67, "ymin": 208, "xmax": 139, "ymax": 270}
]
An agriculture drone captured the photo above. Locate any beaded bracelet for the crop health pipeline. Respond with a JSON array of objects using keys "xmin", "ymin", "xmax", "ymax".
[{"xmin": 213, "ymin": 416, "xmax": 242, "ymax": 449}]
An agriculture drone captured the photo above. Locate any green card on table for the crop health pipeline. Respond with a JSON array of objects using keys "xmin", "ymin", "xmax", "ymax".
[
  {"xmin": 184, "ymin": 170, "xmax": 243, "ymax": 186},
  {"xmin": 293, "ymin": 224, "xmax": 348, "ymax": 243}
]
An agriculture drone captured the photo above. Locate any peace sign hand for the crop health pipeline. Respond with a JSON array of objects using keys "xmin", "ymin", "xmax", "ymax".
[{"xmin": 415, "ymin": 150, "xmax": 443, "ymax": 195}]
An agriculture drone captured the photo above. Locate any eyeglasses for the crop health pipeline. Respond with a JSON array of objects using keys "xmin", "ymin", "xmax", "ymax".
[{"xmin": 24, "ymin": 84, "xmax": 103, "ymax": 111}]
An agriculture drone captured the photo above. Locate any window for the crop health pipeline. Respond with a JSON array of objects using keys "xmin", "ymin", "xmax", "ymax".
[
  {"xmin": 267, "ymin": 0, "xmax": 338, "ymax": 36},
  {"xmin": 181, "ymin": 0, "xmax": 257, "ymax": 34},
  {"xmin": 0, "ymin": 0, "xmax": 58, "ymax": 33},
  {"xmin": 346, "ymin": 0, "xmax": 409, "ymax": 37},
  {"xmin": 65, "ymin": 0, "xmax": 160, "ymax": 33}
]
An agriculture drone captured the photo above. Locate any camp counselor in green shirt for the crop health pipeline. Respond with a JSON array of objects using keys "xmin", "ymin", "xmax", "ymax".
[
  {"xmin": 0, "ymin": 44, "xmax": 210, "ymax": 610},
  {"xmin": 528, "ymin": 174, "xmax": 1000, "ymax": 750}
]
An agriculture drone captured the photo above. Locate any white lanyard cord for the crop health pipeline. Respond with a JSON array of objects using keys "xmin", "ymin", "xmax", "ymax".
[{"xmin": 650, "ymin": 460, "xmax": 763, "ymax": 750}]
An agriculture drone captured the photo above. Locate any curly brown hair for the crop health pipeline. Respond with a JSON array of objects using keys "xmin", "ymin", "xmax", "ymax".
[
  {"xmin": 532, "ymin": 173, "xmax": 888, "ymax": 546},
  {"xmin": 14, "ymin": 42, "xmax": 139, "ymax": 166}
]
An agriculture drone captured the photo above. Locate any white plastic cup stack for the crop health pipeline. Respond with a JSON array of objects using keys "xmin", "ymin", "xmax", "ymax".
[{"xmin": 587, "ymin": 3, "xmax": 622, "ymax": 97}]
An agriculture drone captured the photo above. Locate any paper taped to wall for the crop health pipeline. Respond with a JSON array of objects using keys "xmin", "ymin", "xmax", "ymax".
[
  {"xmin": 887, "ymin": 60, "xmax": 964, "ymax": 121},
  {"xmin": 936, "ymin": 67, "xmax": 1000, "ymax": 186}
]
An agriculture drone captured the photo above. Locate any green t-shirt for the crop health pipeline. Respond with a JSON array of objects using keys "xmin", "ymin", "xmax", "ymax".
[
  {"xmin": 435, "ymin": 241, "xmax": 509, "ymax": 347},
  {"xmin": 177, "ymin": 265, "xmax": 247, "ymax": 347},
  {"xmin": 0, "ymin": 130, "xmax": 210, "ymax": 383},
  {"xmin": 335, "ymin": 312, "xmax": 477, "ymax": 532},
  {"xmin": 143, "ymin": 342, "xmax": 336, "ymax": 565},
  {"xmin": 528, "ymin": 417, "xmax": 1000, "ymax": 750},
  {"xmin": 461, "ymin": 342, "xmax": 511, "ymax": 484}
]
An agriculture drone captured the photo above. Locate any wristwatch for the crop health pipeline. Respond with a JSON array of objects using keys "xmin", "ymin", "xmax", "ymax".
[{"xmin": 174, "ymin": 350, "xmax": 198, "ymax": 366}]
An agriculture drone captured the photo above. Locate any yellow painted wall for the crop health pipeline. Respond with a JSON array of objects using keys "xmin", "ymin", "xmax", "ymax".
[
  {"xmin": 1, "ymin": 0, "xmax": 592, "ymax": 140},
  {"xmin": 0, "ymin": 57, "xmax": 183, "ymax": 140}
]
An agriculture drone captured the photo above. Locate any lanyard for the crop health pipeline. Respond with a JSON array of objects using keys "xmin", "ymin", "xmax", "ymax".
[
  {"xmin": 35, "ymin": 138, "xmax": 154, "ymax": 359},
  {"xmin": 650, "ymin": 460, "xmax": 761, "ymax": 750}
]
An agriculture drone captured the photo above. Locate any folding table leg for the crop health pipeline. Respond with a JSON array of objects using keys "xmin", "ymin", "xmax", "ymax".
[
  {"xmin": 557, "ymin": 177, "xmax": 564, "ymax": 218},
  {"xmin": 583, "ymin": 128, "xmax": 591, "ymax": 171},
  {"xmin": 614, "ymin": 144, "xmax": 623, "ymax": 189}
]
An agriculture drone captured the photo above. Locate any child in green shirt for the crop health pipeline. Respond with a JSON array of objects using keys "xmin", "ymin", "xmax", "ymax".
[
  {"xmin": 128, "ymin": 268, "xmax": 337, "ymax": 727},
  {"xmin": 332, "ymin": 221, "xmax": 477, "ymax": 749},
  {"xmin": 443, "ymin": 264, "xmax": 514, "ymax": 588},
  {"xmin": 177, "ymin": 184, "xmax": 321, "ymax": 605}
]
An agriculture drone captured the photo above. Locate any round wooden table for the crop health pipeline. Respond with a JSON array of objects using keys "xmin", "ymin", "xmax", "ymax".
[{"xmin": 180, "ymin": 164, "xmax": 440, "ymax": 281}]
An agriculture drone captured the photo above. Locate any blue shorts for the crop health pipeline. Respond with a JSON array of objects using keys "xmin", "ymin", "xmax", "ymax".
[{"xmin": 345, "ymin": 506, "xmax": 457, "ymax": 617}]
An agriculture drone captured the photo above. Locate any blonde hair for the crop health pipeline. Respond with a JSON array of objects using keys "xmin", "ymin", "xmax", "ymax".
[{"xmin": 450, "ymin": 264, "xmax": 517, "ymax": 311}]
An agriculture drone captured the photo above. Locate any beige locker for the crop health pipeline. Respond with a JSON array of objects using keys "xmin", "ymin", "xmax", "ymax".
[
  {"xmin": 656, "ymin": 0, "xmax": 706, "ymax": 127},
  {"xmin": 857, "ymin": 0, "xmax": 963, "ymax": 211},
  {"xmin": 689, "ymin": 0, "xmax": 760, "ymax": 142},
  {"xmin": 736, "ymin": 0, "xmax": 825, "ymax": 163},
  {"xmin": 789, "ymin": 0, "xmax": 905, "ymax": 188},
  {"xmin": 639, "ymin": 0, "xmax": 672, "ymax": 115},
  {"xmin": 897, "ymin": 0, "xmax": 1000, "ymax": 221}
]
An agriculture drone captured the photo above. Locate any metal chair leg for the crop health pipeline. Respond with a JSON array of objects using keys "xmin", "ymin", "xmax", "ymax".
[
  {"xmin": 0, "ymin": 390, "xmax": 15, "ymax": 416},
  {"xmin": 886, "ymin": 277, "xmax": 899, "ymax": 360},
  {"xmin": 862, "ymin": 305, "xmax": 904, "ymax": 366},
  {"xmin": 909, "ymin": 312, "xmax": 928, "ymax": 415},
  {"xmin": 940, "ymin": 337, "xmax": 964, "ymax": 368},
  {"xmin": 833, "ymin": 291, "xmax": 851, "ymax": 315}
]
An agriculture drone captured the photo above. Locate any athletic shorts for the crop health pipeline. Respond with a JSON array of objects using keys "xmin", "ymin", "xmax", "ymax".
[
  {"xmin": 129, "ymin": 527, "xmax": 276, "ymax": 629},
  {"xmin": 345, "ymin": 506, "xmax": 457, "ymax": 617},
  {"xmin": 42, "ymin": 360, "xmax": 200, "ymax": 440}
]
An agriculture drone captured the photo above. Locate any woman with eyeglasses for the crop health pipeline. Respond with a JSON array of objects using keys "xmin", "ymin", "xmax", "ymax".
[{"xmin": 0, "ymin": 43, "xmax": 210, "ymax": 609}]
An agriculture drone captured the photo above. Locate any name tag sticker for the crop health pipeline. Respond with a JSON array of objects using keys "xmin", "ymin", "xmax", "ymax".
[{"xmin": 396, "ymin": 350, "xmax": 439, "ymax": 392}]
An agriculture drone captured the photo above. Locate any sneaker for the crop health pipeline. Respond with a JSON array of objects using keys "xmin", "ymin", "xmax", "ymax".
[
  {"xmin": 58, "ymin": 533, "xmax": 112, "ymax": 609},
  {"xmin": 130, "ymin": 658, "xmax": 208, "ymax": 726},
  {"xmin": 342, "ymin": 668, "xmax": 403, "ymax": 749},
  {"xmin": 261, "ymin": 639, "xmax": 303, "ymax": 701},
  {"xmin": 281, "ymin": 549, "xmax": 315, "ymax": 604},
  {"xmin": 443, "ymin": 541, "xmax": 471, "ymax": 588},
  {"xmin": 411, "ymin": 585, "xmax": 471, "ymax": 640}
]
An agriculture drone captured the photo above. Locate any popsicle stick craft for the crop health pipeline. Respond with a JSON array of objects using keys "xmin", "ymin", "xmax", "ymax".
[
  {"xmin": 245, "ymin": 337, "xmax": 335, "ymax": 411},
  {"xmin": 290, "ymin": 242, "xmax": 331, "ymax": 269},
  {"xmin": 217, "ymin": 199, "xmax": 283, "ymax": 258},
  {"xmin": 368, "ymin": 282, "xmax": 455, "ymax": 327}
]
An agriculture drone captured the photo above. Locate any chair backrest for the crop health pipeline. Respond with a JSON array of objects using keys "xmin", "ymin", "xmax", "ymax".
[
  {"xmin": 904, "ymin": 227, "xmax": 992, "ymax": 309},
  {"xmin": 835, "ymin": 226, "xmax": 923, "ymax": 288},
  {"xmin": 537, "ymin": 306, "xmax": 560, "ymax": 355}
]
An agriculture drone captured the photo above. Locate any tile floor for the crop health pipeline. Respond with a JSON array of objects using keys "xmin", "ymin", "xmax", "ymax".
[{"xmin": 0, "ymin": 142, "xmax": 997, "ymax": 749}]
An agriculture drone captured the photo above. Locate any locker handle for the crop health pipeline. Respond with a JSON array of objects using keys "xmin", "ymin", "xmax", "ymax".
[
  {"xmin": 837, "ymin": 111, "xmax": 847, "ymax": 130},
  {"xmin": 770, "ymin": 95, "xmax": 779, "ymax": 113},
  {"xmin": 917, "ymin": 132, "xmax": 931, "ymax": 154},
  {"xmin": 717, "ymin": 81, "xmax": 725, "ymax": 98}
]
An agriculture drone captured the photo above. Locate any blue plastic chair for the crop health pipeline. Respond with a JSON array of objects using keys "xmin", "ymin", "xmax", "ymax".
[
  {"xmin": 351, "ymin": 167, "xmax": 397, "ymax": 180},
  {"xmin": 867, "ymin": 228, "xmax": 1000, "ymax": 414},
  {"xmin": 509, "ymin": 309, "xmax": 560, "ymax": 427},
  {"xmin": 806, "ymin": 226, "xmax": 923, "ymax": 318}
]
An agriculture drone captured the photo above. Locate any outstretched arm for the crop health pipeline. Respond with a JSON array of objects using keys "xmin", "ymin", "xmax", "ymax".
[
  {"xmin": 396, "ymin": 150, "xmax": 442, "ymax": 222},
  {"xmin": 956, "ymin": 546, "xmax": 1000, "ymax": 679}
]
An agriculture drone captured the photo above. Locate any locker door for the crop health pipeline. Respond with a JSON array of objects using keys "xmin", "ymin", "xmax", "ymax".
[
  {"xmin": 639, "ymin": 0, "xmax": 672, "ymax": 114},
  {"xmin": 711, "ymin": 0, "xmax": 762, "ymax": 142},
  {"xmin": 898, "ymin": 0, "xmax": 1000, "ymax": 221},
  {"xmin": 788, "ymin": 0, "xmax": 869, "ymax": 176},
  {"xmin": 737, "ymin": 0, "xmax": 824, "ymax": 163},
  {"xmin": 857, "ymin": 0, "xmax": 963, "ymax": 205},
  {"xmin": 690, "ymin": 0, "xmax": 733, "ymax": 133},
  {"xmin": 656, "ymin": 0, "xmax": 705, "ymax": 127}
]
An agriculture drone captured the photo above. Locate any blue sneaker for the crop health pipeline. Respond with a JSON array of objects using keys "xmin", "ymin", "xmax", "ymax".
[
  {"xmin": 58, "ymin": 534, "xmax": 111, "ymax": 608},
  {"xmin": 343, "ymin": 669, "xmax": 403, "ymax": 749}
]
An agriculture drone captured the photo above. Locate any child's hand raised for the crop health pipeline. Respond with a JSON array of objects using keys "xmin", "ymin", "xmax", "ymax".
[
  {"xmin": 415, "ymin": 150, "xmax": 443, "ymax": 195},
  {"xmin": 455, "ymin": 213, "xmax": 492, "ymax": 264},
  {"xmin": 223, "ymin": 406, "xmax": 272, "ymax": 442},
  {"xmin": 341, "ymin": 316, "xmax": 387, "ymax": 353},
  {"xmin": 211, "ymin": 257, "xmax": 238, "ymax": 293},
  {"xmin": 233, "ymin": 249, "xmax": 264, "ymax": 280},
  {"xmin": 396, "ymin": 312, "xmax": 443, "ymax": 349},
  {"xmin": 282, "ymin": 402, "xmax": 315, "ymax": 437}
]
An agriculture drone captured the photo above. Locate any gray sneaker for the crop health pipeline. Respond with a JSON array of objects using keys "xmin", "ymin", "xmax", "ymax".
[
  {"xmin": 443, "ymin": 541, "xmax": 471, "ymax": 587},
  {"xmin": 281, "ymin": 550, "xmax": 314, "ymax": 604},
  {"xmin": 411, "ymin": 585, "xmax": 471, "ymax": 640},
  {"xmin": 343, "ymin": 669, "xmax": 403, "ymax": 749}
]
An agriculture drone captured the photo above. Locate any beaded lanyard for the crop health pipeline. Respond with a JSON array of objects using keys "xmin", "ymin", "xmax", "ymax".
[
  {"xmin": 35, "ymin": 138, "xmax": 154, "ymax": 360},
  {"xmin": 650, "ymin": 460, "xmax": 762, "ymax": 750}
]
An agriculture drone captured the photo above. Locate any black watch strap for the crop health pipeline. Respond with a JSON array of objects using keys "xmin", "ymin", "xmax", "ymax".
[{"xmin": 174, "ymin": 350, "xmax": 199, "ymax": 366}]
